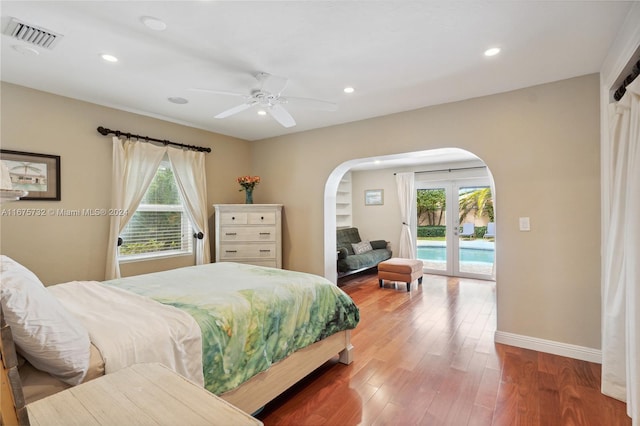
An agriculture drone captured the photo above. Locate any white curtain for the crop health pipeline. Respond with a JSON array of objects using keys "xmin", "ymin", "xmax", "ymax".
[
  {"xmin": 167, "ymin": 147, "xmax": 211, "ymax": 265},
  {"xmin": 488, "ymin": 170, "xmax": 498, "ymax": 280},
  {"xmin": 105, "ymin": 137, "xmax": 166, "ymax": 280},
  {"xmin": 602, "ymin": 78, "xmax": 640, "ymax": 423},
  {"xmin": 395, "ymin": 172, "xmax": 416, "ymax": 259}
]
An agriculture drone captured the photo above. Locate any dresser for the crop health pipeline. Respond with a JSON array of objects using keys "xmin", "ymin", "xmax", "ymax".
[{"xmin": 213, "ymin": 204, "xmax": 283, "ymax": 268}]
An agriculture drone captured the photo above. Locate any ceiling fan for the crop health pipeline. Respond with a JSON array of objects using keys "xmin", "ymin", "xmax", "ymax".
[{"xmin": 192, "ymin": 72, "xmax": 338, "ymax": 128}]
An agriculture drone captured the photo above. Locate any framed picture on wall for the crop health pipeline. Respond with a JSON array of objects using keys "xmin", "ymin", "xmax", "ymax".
[
  {"xmin": 364, "ymin": 189, "xmax": 384, "ymax": 206},
  {"xmin": 0, "ymin": 149, "xmax": 61, "ymax": 200}
]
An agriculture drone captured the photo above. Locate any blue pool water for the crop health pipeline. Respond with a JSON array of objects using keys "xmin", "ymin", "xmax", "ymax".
[{"xmin": 417, "ymin": 246, "xmax": 494, "ymax": 264}]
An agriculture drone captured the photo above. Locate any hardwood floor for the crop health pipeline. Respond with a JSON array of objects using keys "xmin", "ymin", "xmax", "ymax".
[{"xmin": 257, "ymin": 272, "xmax": 631, "ymax": 425}]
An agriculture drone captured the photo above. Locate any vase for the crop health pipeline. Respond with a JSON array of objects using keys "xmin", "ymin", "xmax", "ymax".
[{"xmin": 244, "ymin": 188, "xmax": 253, "ymax": 204}]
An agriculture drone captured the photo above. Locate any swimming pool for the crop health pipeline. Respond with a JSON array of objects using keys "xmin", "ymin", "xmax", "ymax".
[{"xmin": 417, "ymin": 246, "xmax": 495, "ymax": 264}]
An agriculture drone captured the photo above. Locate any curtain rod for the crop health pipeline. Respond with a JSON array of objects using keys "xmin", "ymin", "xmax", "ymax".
[
  {"xmin": 613, "ymin": 58, "xmax": 640, "ymax": 101},
  {"xmin": 97, "ymin": 126, "xmax": 212, "ymax": 153},
  {"xmin": 394, "ymin": 166, "xmax": 486, "ymax": 175}
]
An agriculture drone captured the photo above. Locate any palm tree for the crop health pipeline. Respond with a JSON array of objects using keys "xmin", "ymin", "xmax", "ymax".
[{"xmin": 458, "ymin": 187, "xmax": 493, "ymax": 224}]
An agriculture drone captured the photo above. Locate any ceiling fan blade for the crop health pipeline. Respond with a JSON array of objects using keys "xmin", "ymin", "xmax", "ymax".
[
  {"xmin": 260, "ymin": 73, "xmax": 288, "ymax": 95},
  {"xmin": 215, "ymin": 102, "xmax": 255, "ymax": 119},
  {"xmin": 190, "ymin": 88, "xmax": 248, "ymax": 98},
  {"xmin": 284, "ymin": 96, "xmax": 338, "ymax": 111},
  {"xmin": 267, "ymin": 104, "xmax": 296, "ymax": 128}
]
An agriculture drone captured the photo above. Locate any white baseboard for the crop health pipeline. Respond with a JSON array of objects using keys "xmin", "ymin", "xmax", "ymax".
[{"xmin": 494, "ymin": 331, "xmax": 602, "ymax": 364}]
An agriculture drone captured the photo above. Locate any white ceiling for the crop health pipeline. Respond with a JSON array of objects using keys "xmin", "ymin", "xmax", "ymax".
[{"xmin": 0, "ymin": 1, "xmax": 633, "ymax": 142}]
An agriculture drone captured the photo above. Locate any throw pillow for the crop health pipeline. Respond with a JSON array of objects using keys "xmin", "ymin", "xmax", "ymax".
[
  {"xmin": 0, "ymin": 255, "xmax": 91, "ymax": 385},
  {"xmin": 337, "ymin": 247, "xmax": 348, "ymax": 260},
  {"xmin": 351, "ymin": 241, "xmax": 373, "ymax": 255},
  {"xmin": 370, "ymin": 240, "xmax": 387, "ymax": 250}
]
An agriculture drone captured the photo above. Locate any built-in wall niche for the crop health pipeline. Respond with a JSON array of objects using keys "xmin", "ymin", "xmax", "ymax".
[{"xmin": 336, "ymin": 171, "xmax": 352, "ymax": 228}]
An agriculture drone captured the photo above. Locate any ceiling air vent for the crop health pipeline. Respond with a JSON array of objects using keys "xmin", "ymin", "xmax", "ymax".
[{"xmin": 3, "ymin": 18, "xmax": 62, "ymax": 49}]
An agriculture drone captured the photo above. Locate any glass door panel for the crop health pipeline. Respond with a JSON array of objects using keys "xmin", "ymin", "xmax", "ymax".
[
  {"xmin": 456, "ymin": 184, "xmax": 494, "ymax": 277},
  {"xmin": 416, "ymin": 187, "xmax": 449, "ymax": 274}
]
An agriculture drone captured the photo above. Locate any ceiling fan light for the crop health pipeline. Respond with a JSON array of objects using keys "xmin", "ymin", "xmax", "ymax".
[
  {"xmin": 344, "ymin": 86, "xmax": 355, "ymax": 94},
  {"xmin": 257, "ymin": 110, "xmax": 267, "ymax": 116}
]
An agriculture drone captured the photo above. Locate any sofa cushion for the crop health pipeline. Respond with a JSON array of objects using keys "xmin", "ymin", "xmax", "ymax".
[
  {"xmin": 337, "ymin": 227, "xmax": 362, "ymax": 255},
  {"xmin": 338, "ymin": 248, "xmax": 392, "ymax": 272},
  {"xmin": 352, "ymin": 241, "xmax": 373, "ymax": 255}
]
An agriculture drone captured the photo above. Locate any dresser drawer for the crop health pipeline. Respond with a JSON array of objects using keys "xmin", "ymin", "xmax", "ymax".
[
  {"xmin": 219, "ymin": 212, "xmax": 248, "ymax": 225},
  {"xmin": 219, "ymin": 243, "xmax": 277, "ymax": 260},
  {"xmin": 219, "ymin": 226, "xmax": 276, "ymax": 242},
  {"xmin": 248, "ymin": 212, "xmax": 276, "ymax": 225}
]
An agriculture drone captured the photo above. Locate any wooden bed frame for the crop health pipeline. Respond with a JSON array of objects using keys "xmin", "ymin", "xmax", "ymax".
[{"xmin": 220, "ymin": 330, "xmax": 353, "ymax": 414}]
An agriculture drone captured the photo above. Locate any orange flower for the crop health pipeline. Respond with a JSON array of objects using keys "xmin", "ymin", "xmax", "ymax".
[{"xmin": 237, "ymin": 175, "xmax": 260, "ymax": 190}]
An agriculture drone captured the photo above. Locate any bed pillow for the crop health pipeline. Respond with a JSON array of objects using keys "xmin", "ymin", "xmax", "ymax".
[
  {"xmin": 0, "ymin": 255, "xmax": 90, "ymax": 385},
  {"xmin": 351, "ymin": 241, "xmax": 373, "ymax": 255}
]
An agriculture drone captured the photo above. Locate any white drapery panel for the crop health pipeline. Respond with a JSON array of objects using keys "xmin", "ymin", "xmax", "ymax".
[
  {"xmin": 488, "ymin": 170, "xmax": 498, "ymax": 280},
  {"xmin": 602, "ymin": 78, "xmax": 640, "ymax": 423},
  {"xmin": 395, "ymin": 172, "xmax": 416, "ymax": 259},
  {"xmin": 105, "ymin": 138, "xmax": 166, "ymax": 280},
  {"xmin": 167, "ymin": 147, "xmax": 210, "ymax": 266}
]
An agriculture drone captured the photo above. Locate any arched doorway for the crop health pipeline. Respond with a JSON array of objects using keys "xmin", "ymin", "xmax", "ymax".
[{"xmin": 323, "ymin": 148, "xmax": 496, "ymax": 284}]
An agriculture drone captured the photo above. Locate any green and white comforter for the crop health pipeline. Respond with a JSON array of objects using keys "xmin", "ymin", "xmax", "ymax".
[{"xmin": 104, "ymin": 262, "xmax": 360, "ymax": 394}]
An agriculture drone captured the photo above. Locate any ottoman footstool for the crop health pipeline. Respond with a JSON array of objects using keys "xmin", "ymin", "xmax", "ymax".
[{"xmin": 378, "ymin": 258, "xmax": 424, "ymax": 292}]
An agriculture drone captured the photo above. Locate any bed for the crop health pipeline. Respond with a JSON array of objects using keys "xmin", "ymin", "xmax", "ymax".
[{"xmin": 0, "ymin": 256, "xmax": 359, "ymax": 416}]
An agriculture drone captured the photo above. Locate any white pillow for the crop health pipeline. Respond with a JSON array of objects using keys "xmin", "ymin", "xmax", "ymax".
[
  {"xmin": 351, "ymin": 241, "xmax": 373, "ymax": 255},
  {"xmin": 0, "ymin": 255, "xmax": 90, "ymax": 385}
]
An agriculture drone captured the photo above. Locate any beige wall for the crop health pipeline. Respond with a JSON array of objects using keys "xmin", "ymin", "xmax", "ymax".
[
  {"xmin": 0, "ymin": 82, "xmax": 250, "ymax": 284},
  {"xmin": 351, "ymin": 169, "xmax": 401, "ymax": 251},
  {"xmin": 251, "ymin": 74, "xmax": 602, "ymax": 350}
]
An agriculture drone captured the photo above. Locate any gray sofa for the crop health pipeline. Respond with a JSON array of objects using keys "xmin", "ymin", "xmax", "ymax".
[{"xmin": 337, "ymin": 227, "xmax": 392, "ymax": 277}]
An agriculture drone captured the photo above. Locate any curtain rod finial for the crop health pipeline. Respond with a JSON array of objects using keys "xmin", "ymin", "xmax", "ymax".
[{"xmin": 97, "ymin": 126, "xmax": 109, "ymax": 136}]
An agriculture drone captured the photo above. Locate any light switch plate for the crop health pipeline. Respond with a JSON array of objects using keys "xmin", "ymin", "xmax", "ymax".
[{"xmin": 519, "ymin": 217, "xmax": 530, "ymax": 231}]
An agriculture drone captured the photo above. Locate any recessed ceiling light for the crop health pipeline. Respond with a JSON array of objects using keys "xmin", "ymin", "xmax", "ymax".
[
  {"xmin": 101, "ymin": 54, "xmax": 118, "ymax": 63},
  {"xmin": 168, "ymin": 97, "xmax": 188, "ymax": 104},
  {"xmin": 257, "ymin": 110, "xmax": 267, "ymax": 116},
  {"xmin": 344, "ymin": 87, "xmax": 355, "ymax": 94},
  {"xmin": 484, "ymin": 47, "xmax": 501, "ymax": 57},
  {"xmin": 141, "ymin": 16, "xmax": 167, "ymax": 31},
  {"xmin": 12, "ymin": 45, "xmax": 39, "ymax": 56}
]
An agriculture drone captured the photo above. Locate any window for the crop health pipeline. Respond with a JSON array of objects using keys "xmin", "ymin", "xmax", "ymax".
[{"xmin": 119, "ymin": 159, "xmax": 193, "ymax": 260}]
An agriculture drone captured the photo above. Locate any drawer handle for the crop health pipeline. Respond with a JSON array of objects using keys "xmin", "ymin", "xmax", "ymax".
[
  {"xmin": 261, "ymin": 216, "xmax": 264, "ymax": 220},
  {"xmin": 259, "ymin": 249, "xmax": 271, "ymax": 253},
  {"xmin": 225, "ymin": 232, "xmax": 237, "ymax": 236},
  {"xmin": 259, "ymin": 232, "xmax": 271, "ymax": 235},
  {"xmin": 225, "ymin": 250, "xmax": 238, "ymax": 253},
  {"xmin": 231, "ymin": 216, "xmax": 235, "ymax": 220}
]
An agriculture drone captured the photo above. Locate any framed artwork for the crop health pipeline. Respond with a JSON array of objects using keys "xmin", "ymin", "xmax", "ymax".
[
  {"xmin": 0, "ymin": 149, "xmax": 61, "ymax": 200},
  {"xmin": 364, "ymin": 189, "xmax": 384, "ymax": 206}
]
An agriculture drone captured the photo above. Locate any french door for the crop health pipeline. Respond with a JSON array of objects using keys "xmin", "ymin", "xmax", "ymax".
[{"xmin": 416, "ymin": 178, "xmax": 494, "ymax": 280}]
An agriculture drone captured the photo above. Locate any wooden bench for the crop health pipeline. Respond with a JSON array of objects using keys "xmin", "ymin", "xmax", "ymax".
[{"xmin": 378, "ymin": 258, "xmax": 424, "ymax": 292}]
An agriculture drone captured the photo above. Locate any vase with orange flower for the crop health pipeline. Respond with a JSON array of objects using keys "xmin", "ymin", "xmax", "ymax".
[{"xmin": 237, "ymin": 175, "xmax": 260, "ymax": 204}]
